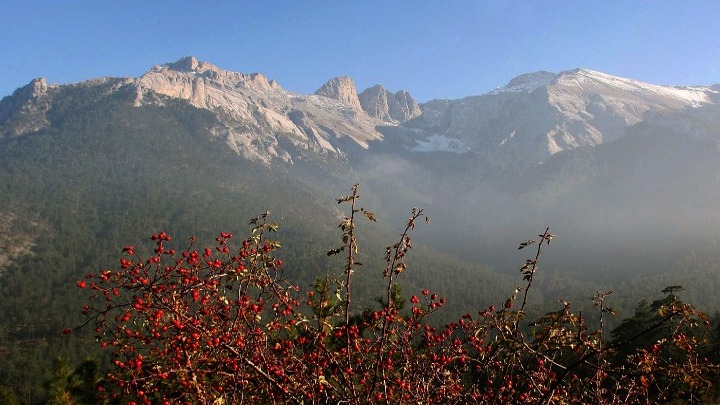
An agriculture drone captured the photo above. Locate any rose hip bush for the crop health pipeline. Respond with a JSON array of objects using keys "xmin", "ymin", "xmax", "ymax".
[{"xmin": 74, "ymin": 185, "xmax": 719, "ymax": 404}]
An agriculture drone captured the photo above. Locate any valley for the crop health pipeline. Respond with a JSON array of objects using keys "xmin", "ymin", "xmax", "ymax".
[{"xmin": 1, "ymin": 57, "xmax": 720, "ymax": 402}]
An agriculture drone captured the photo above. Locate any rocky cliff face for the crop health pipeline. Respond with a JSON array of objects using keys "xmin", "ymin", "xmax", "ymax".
[
  {"xmin": 406, "ymin": 68, "xmax": 719, "ymax": 166},
  {"xmin": 3, "ymin": 58, "xmax": 719, "ymax": 169},
  {"xmin": 133, "ymin": 57, "xmax": 389, "ymax": 164},
  {"xmin": 1, "ymin": 57, "xmax": 405, "ymax": 165},
  {"xmin": 0, "ymin": 78, "xmax": 52, "ymax": 137},
  {"xmin": 358, "ymin": 85, "xmax": 421, "ymax": 123},
  {"xmin": 314, "ymin": 76, "xmax": 363, "ymax": 112}
]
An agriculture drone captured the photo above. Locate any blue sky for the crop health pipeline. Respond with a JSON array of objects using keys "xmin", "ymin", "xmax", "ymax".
[{"xmin": 2, "ymin": 1, "xmax": 719, "ymax": 102}]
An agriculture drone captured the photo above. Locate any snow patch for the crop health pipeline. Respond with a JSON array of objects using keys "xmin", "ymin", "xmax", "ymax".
[
  {"xmin": 491, "ymin": 72, "xmax": 556, "ymax": 95},
  {"xmin": 490, "ymin": 69, "xmax": 718, "ymax": 107},
  {"xmin": 410, "ymin": 135, "xmax": 470, "ymax": 153},
  {"xmin": 566, "ymin": 69, "xmax": 716, "ymax": 107},
  {"xmin": 498, "ymin": 131, "xmax": 516, "ymax": 146}
]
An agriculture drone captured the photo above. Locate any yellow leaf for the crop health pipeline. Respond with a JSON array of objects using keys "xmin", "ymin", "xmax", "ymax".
[{"xmin": 363, "ymin": 211, "xmax": 377, "ymax": 222}]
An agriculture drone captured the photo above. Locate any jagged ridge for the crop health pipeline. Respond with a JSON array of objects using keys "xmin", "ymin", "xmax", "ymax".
[{"xmin": 2, "ymin": 57, "xmax": 719, "ymax": 167}]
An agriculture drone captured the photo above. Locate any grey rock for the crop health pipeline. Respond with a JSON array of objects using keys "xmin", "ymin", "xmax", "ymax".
[
  {"xmin": 358, "ymin": 85, "xmax": 421, "ymax": 123},
  {"xmin": 314, "ymin": 77, "xmax": 363, "ymax": 112}
]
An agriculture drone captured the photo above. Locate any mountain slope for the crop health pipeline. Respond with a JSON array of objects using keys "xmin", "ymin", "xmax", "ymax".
[
  {"xmin": 0, "ymin": 70, "xmax": 506, "ymax": 402},
  {"xmin": 2, "ymin": 57, "xmax": 720, "ymax": 402},
  {"xmin": 3, "ymin": 56, "xmax": 720, "ymax": 286},
  {"xmin": 402, "ymin": 68, "xmax": 719, "ymax": 170}
]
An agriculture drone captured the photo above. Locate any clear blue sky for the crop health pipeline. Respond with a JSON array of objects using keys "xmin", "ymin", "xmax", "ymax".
[{"xmin": 2, "ymin": 1, "xmax": 719, "ymax": 102}]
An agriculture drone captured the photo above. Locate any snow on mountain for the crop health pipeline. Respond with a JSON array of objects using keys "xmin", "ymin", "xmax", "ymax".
[
  {"xmin": 2, "ymin": 57, "xmax": 719, "ymax": 170},
  {"xmin": 563, "ymin": 69, "xmax": 715, "ymax": 107},
  {"xmin": 131, "ymin": 58, "xmax": 426, "ymax": 164},
  {"xmin": 490, "ymin": 71, "xmax": 556, "ymax": 95},
  {"xmin": 490, "ymin": 68, "xmax": 716, "ymax": 107},
  {"xmin": 407, "ymin": 68, "xmax": 719, "ymax": 166},
  {"xmin": 410, "ymin": 134, "xmax": 470, "ymax": 153}
]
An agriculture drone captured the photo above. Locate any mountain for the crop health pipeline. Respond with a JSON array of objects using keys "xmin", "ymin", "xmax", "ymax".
[
  {"xmin": 3, "ymin": 56, "xmax": 720, "ymax": 276},
  {"xmin": 402, "ymin": 68, "xmax": 719, "ymax": 166},
  {"xmin": 358, "ymin": 84, "xmax": 422, "ymax": 123},
  {"xmin": 1, "ymin": 56, "xmax": 403, "ymax": 165},
  {"xmin": 2, "ymin": 56, "xmax": 720, "ymax": 402},
  {"xmin": 5, "ymin": 58, "xmax": 717, "ymax": 170}
]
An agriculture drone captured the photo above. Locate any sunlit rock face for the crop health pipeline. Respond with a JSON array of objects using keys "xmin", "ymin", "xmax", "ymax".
[
  {"xmin": 2, "ymin": 57, "xmax": 718, "ymax": 169},
  {"xmin": 2, "ymin": 57, "xmax": 720, "ymax": 284},
  {"xmin": 358, "ymin": 84, "xmax": 421, "ymax": 123},
  {"xmin": 0, "ymin": 77, "xmax": 52, "ymax": 137},
  {"xmin": 400, "ymin": 68, "xmax": 719, "ymax": 169},
  {"xmin": 314, "ymin": 76, "xmax": 363, "ymax": 112},
  {"xmin": 133, "ymin": 57, "xmax": 387, "ymax": 164}
]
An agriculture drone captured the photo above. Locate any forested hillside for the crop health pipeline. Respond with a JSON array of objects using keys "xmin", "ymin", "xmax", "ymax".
[
  {"xmin": 0, "ymin": 86, "xmax": 513, "ymax": 403},
  {"xmin": 2, "ymin": 60, "xmax": 720, "ymax": 402}
]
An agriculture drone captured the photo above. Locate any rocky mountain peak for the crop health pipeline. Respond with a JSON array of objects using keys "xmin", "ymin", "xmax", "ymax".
[
  {"xmin": 507, "ymin": 71, "xmax": 556, "ymax": 88},
  {"xmin": 391, "ymin": 89, "xmax": 421, "ymax": 121},
  {"xmin": 0, "ymin": 77, "xmax": 51, "ymax": 137},
  {"xmin": 29, "ymin": 77, "xmax": 48, "ymax": 96},
  {"xmin": 314, "ymin": 77, "xmax": 362, "ymax": 111},
  {"xmin": 150, "ymin": 56, "xmax": 225, "ymax": 78},
  {"xmin": 131, "ymin": 58, "xmax": 384, "ymax": 164},
  {"xmin": 491, "ymin": 71, "xmax": 556, "ymax": 94},
  {"xmin": 167, "ymin": 55, "xmax": 201, "ymax": 72},
  {"xmin": 8, "ymin": 77, "xmax": 48, "ymax": 101},
  {"xmin": 358, "ymin": 84, "xmax": 421, "ymax": 123},
  {"xmin": 6, "ymin": 57, "xmax": 719, "ymax": 172},
  {"xmin": 137, "ymin": 56, "xmax": 283, "ymax": 106},
  {"xmin": 410, "ymin": 67, "xmax": 720, "ymax": 168}
]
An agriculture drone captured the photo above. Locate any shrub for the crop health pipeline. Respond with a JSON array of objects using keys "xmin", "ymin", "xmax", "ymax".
[{"xmin": 74, "ymin": 185, "xmax": 719, "ymax": 404}]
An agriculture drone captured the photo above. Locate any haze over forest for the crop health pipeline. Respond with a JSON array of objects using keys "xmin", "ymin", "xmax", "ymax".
[{"xmin": 1, "ymin": 3, "xmax": 720, "ymax": 403}]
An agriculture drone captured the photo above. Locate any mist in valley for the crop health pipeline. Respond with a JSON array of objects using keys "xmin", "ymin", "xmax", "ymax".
[{"xmin": 348, "ymin": 114, "xmax": 720, "ymax": 317}]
